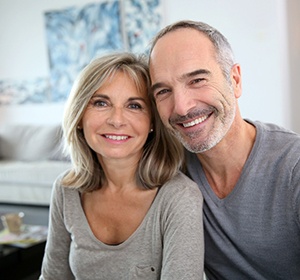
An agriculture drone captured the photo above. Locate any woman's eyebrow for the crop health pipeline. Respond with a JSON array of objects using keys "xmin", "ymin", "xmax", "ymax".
[
  {"xmin": 91, "ymin": 93, "xmax": 110, "ymax": 99},
  {"xmin": 128, "ymin": 97, "xmax": 146, "ymax": 102},
  {"xmin": 91, "ymin": 95, "xmax": 146, "ymax": 103}
]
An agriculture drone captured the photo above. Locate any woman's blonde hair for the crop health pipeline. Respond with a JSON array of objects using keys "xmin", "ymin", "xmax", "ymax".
[{"xmin": 62, "ymin": 52, "xmax": 184, "ymax": 192}]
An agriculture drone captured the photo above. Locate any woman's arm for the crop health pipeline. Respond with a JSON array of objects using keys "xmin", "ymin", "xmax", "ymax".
[
  {"xmin": 39, "ymin": 176, "xmax": 74, "ymax": 280},
  {"xmin": 161, "ymin": 176, "xmax": 204, "ymax": 279}
]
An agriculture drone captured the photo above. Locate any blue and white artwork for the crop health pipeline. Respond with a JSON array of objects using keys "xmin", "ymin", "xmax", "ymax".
[
  {"xmin": 0, "ymin": 78, "xmax": 51, "ymax": 105},
  {"xmin": 124, "ymin": 0, "xmax": 163, "ymax": 53},
  {"xmin": 0, "ymin": 0, "xmax": 163, "ymax": 105},
  {"xmin": 45, "ymin": 1, "xmax": 123, "ymax": 102}
]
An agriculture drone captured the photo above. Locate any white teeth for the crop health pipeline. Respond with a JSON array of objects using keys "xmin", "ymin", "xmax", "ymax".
[
  {"xmin": 183, "ymin": 115, "xmax": 208, "ymax": 128},
  {"xmin": 105, "ymin": 135, "xmax": 128, "ymax": 140}
]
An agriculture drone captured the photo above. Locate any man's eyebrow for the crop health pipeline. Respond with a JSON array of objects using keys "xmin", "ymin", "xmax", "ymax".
[
  {"xmin": 151, "ymin": 82, "xmax": 167, "ymax": 93},
  {"xmin": 180, "ymin": 69, "xmax": 211, "ymax": 80},
  {"xmin": 151, "ymin": 69, "xmax": 211, "ymax": 93}
]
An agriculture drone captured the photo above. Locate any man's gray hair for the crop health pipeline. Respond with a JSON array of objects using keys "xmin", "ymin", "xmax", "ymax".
[{"xmin": 149, "ymin": 20, "xmax": 235, "ymax": 81}]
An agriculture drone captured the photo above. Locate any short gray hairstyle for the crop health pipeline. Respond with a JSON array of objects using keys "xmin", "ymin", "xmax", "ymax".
[{"xmin": 149, "ymin": 20, "xmax": 235, "ymax": 81}]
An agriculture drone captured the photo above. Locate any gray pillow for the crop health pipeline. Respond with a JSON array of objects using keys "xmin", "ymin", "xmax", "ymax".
[{"xmin": 0, "ymin": 124, "xmax": 63, "ymax": 161}]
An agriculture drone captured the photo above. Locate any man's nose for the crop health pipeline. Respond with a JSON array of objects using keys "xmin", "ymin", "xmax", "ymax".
[
  {"xmin": 172, "ymin": 88, "xmax": 194, "ymax": 116},
  {"xmin": 106, "ymin": 107, "xmax": 126, "ymax": 128}
]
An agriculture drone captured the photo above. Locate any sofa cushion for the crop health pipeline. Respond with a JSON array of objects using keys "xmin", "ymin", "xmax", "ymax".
[
  {"xmin": 0, "ymin": 160, "xmax": 71, "ymax": 185},
  {"xmin": 0, "ymin": 160, "xmax": 71, "ymax": 205},
  {"xmin": 0, "ymin": 124, "xmax": 64, "ymax": 161}
]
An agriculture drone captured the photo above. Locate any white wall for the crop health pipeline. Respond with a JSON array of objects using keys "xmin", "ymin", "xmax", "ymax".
[
  {"xmin": 0, "ymin": 0, "xmax": 297, "ymax": 131},
  {"xmin": 286, "ymin": 0, "xmax": 300, "ymax": 133},
  {"xmin": 0, "ymin": 0, "xmax": 99, "ymax": 125},
  {"xmin": 164, "ymin": 0, "xmax": 291, "ymax": 129}
]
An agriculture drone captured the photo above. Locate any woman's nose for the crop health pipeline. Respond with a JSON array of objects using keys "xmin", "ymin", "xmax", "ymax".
[{"xmin": 106, "ymin": 107, "xmax": 126, "ymax": 128}]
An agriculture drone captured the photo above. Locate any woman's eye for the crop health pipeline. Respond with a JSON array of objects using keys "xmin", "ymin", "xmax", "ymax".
[
  {"xmin": 128, "ymin": 103, "xmax": 142, "ymax": 109},
  {"xmin": 93, "ymin": 100, "xmax": 107, "ymax": 107}
]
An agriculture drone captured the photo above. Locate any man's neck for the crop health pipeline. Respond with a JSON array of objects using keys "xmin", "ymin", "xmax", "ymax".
[{"xmin": 197, "ymin": 119, "xmax": 256, "ymax": 198}]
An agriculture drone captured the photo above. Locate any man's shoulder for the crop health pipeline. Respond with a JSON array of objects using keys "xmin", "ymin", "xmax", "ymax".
[
  {"xmin": 247, "ymin": 119, "xmax": 300, "ymax": 140},
  {"xmin": 249, "ymin": 120, "xmax": 300, "ymax": 164}
]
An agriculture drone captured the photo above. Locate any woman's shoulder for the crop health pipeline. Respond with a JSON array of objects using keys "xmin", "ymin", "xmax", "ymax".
[
  {"xmin": 160, "ymin": 171, "xmax": 202, "ymax": 199},
  {"xmin": 166, "ymin": 171, "xmax": 199, "ymax": 187},
  {"xmin": 153, "ymin": 171, "xmax": 203, "ymax": 216},
  {"xmin": 52, "ymin": 169, "xmax": 79, "ymax": 198}
]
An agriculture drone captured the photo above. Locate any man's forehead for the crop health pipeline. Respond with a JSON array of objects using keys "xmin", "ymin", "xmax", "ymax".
[
  {"xmin": 150, "ymin": 49, "xmax": 213, "ymax": 78},
  {"xmin": 151, "ymin": 28, "xmax": 210, "ymax": 53},
  {"xmin": 150, "ymin": 30, "xmax": 213, "ymax": 67}
]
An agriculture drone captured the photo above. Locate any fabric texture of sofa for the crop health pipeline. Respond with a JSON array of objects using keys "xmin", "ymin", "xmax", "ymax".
[{"xmin": 0, "ymin": 124, "xmax": 71, "ymax": 206}]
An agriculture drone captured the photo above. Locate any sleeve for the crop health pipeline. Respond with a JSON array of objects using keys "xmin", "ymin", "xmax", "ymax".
[
  {"xmin": 160, "ymin": 176, "xmax": 204, "ymax": 280},
  {"xmin": 292, "ymin": 158, "xmax": 300, "ymax": 229},
  {"xmin": 39, "ymin": 176, "xmax": 75, "ymax": 280}
]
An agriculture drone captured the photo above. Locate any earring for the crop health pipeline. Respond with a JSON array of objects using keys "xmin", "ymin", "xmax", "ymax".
[
  {"xmin": 77, "ymin": 125, "xmax": 82, "ymax": 129},
  {"xmin": 150, "ymin": 128, "xmax": 153, "ymax": 132}
]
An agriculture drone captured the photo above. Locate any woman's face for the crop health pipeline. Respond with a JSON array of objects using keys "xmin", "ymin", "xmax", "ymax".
[{"xmin": 81, "ymin": 70, "xmax": 152, "ymax": 164}]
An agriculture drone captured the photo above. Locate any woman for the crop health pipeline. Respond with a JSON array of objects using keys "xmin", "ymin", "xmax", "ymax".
[{"xmin": 39, "ymin": 53, "xmax": 204, "ymax": 279}]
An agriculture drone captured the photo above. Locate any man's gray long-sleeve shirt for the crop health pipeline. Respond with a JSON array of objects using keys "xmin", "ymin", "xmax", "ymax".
[{"xmin": 186, "ymin": 120, "xmax": 300, "ymax": 279}]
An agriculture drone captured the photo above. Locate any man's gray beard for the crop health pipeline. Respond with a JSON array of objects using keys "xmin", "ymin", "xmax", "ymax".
[
  {"xmin": 168, "ymin": 80, "xmax": 236, "ymax": 153},
  {"xmin": 170, "ymin": 104, "xmax": 236, "ymax": 154},
  {"xmin": 173, "ymin": 129, "xmax": 220, "ymax": 153}
]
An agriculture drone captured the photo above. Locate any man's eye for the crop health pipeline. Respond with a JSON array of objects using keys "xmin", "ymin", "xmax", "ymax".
[
  {"xmin": 190, "ymin": 78, "xmax": 205, "ymax": 85},
  {"xmin": 155, "ymin": 89, "xmax": 170, "ymax": 98}
]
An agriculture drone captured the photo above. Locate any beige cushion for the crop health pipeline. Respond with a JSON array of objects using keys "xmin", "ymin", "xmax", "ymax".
[
  {"xmin": 0, "ymin": 160, "xmax": 71, "ymax": 185},
  {"xmin": 0, "ymin": 160, "xmax": 71, "ymax": 205},
  {"xmin": 0, "ymin": 124, "xmax": 63, "ymax": 161}
]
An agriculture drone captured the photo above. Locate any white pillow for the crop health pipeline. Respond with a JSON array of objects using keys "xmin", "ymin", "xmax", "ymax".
[{"xmin": 0, "ymin": 124, "xmax": 63, "ymax": 161}]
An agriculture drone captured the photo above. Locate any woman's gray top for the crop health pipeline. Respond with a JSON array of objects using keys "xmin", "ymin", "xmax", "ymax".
[{"xmin": 39, "ymin": 171, "xmax": 204, "ymax": 280}]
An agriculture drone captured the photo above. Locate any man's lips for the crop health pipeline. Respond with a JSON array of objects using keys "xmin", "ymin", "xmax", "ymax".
[
  {"xmin": 182, "ymin": 115, "xmax": 209, "ymax": 128},
  {"xmin": 170, "ymin": 108, "xmax": 215, "ymax": 129}
]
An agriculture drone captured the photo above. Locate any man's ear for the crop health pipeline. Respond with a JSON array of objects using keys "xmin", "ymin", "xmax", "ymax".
[{"xmin": 231, "ymin": 63, "xmax": 242, "ymax": 98}]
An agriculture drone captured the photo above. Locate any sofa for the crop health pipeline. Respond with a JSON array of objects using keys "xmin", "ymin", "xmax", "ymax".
[{"xmin": 0, "ymin": 124, "xmax": 72, "ymax": 206}]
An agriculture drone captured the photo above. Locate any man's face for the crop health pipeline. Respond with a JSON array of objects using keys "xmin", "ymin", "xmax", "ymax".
[{"xmin": 149, "ymin": 28, "xmax": 241, "ymax": 153}]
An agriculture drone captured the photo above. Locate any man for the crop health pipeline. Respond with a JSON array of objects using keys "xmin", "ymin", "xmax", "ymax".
[{"xmin": 149, "ymin": 20, "xmax": 300, "ymax": 279}]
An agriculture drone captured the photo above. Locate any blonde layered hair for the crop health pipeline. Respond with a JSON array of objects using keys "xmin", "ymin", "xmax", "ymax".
[{"xmin": 61, "ymin": 52, "xmax": 184, "ymax": 192}]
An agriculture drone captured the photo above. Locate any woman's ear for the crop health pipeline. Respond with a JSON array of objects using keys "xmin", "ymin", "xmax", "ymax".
[{"xmin": 77, "ymin": 121, "xmax": 83, "ymax": 130}]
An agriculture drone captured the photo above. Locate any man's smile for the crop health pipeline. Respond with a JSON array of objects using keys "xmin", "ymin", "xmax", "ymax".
[{"xmin": 182, "ymin": 115, "xmax": 209, "ymax": 128}]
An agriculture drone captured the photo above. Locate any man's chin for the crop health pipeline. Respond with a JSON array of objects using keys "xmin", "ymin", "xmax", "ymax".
[
  {"xmin": 182, "ymin": 142, "xmax": 208, "ymax": 153},
  {"xmin": 173, "ymin": 132, "xmax": 202, "ymax": 153},
  {"xmin": 175, "ymin": 130, "xmax": 218, "ymax": 153}
]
